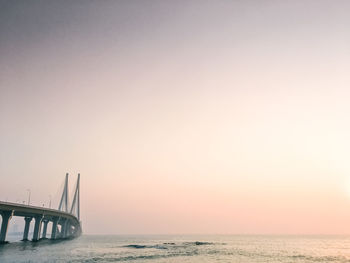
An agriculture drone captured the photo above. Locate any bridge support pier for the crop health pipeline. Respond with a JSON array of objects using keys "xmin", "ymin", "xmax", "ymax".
[
  {"xmin": 41, "ymin": 219, "xmax": 49, "ymax": 239},
  {"xmin": 22, "ymin": 217, "xmax": 32, "ymax": 241},
  {"xmin": 51, "ymin": 217, "xmax": 59, "ymax": 239},
  {"xmin": 61, "ymin": 219, "xmax": 68, "ymax": 238},
  {"xmin": 32, "ymin": 215, "xmax": 43, "ymax": 242},
  {"xmin": 66, "ymin": 222, "xmax": 72, "ymax": 237},
  {"xmin": 0, "ymin": 211, "xmax": 13, "ymax": 244}
]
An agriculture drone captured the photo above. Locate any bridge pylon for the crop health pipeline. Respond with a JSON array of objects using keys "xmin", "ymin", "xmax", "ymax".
[
  {"xmin": 70, "ymin": 173, "xmax": 80, "ymax": 220},
  {"xmin": 58, "ymin": 173, "xmax": 69, "ymax": 212}
]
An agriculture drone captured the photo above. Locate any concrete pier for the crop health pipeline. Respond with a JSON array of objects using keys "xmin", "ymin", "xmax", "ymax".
[
  {"xmin": 41, "ymin": 219, "xmax": 49, "ymax": 239},
  {"xmin": 51, "ymin": 217, "xmax": 59, "ymax": 239},
  {"xmin": 0, "ymin": 211, "xmax": 13, "ymax": 243},
  {"xmin": 32, "ymin": 215, "xmax": 43, "ymax": 242},
  {"xmin": 22, "ymin": 217, "xmax": 32, "ymax": 241},
  {"xmin": 60, "ymin": 219, "xmax": 68, "ymax": 238}
]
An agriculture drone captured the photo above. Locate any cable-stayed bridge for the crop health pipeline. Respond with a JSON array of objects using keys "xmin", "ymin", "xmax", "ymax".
[{"xmin": 0, "ymin": 173, "xmax": 81, "ymax": 244}]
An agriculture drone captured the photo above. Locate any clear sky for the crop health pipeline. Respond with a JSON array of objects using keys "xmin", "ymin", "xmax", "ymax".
[{"xmin": 1, "ymin": 0, "xmax": 350, "ymax": 235}]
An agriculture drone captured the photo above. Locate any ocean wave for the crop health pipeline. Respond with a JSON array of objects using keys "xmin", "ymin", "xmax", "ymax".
[
  {"xmin": 289, "ymin": 254, "xmax": 350, "ymax": 262},
  {"xmin": 84, "ymin": 250, "xmax": 199, "ymax": 262},
  {"xmin": 123, "ymin": 241, "xmax": 216, "ymax": 250},
  {"xmin": 123, "ymin": 245, "xmax": 147, "ymax": 249},
  {"xmin": 185, "ymin": 241, "xmax": 214, "ymax": 246},
  {"xmin": 219, "ymin": 248, "xmax": 350, "ymax": 263},
  {"xmin": 123, "ymin": 244, "xmax": 167, "ymax": 250}
]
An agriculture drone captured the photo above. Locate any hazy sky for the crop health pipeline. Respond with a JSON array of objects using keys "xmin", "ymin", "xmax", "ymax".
[{"xmin": 1, "ymin": 0, "xmax": 350, "ymax": 234}]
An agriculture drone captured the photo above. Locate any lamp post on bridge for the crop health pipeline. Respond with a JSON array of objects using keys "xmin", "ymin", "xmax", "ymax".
[{"xmin": 26, "ymin": 189, "xmax": 31, "ymax": 206}]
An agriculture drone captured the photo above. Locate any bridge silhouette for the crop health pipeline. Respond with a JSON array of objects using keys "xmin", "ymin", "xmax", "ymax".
[{"xmin": 0, "ymin": 173, "xmax": 81, "ymax": 244}]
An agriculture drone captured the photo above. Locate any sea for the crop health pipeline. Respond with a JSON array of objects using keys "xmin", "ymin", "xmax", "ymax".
[{"xmin": 0, "ymin": 235, "xmax": 349, "ymax": 263}]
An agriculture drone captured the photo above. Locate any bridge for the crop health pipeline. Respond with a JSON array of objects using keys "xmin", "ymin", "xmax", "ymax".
[{"xmin": 0, "ymin": 173, "xmax": 81, "ymax": 244}]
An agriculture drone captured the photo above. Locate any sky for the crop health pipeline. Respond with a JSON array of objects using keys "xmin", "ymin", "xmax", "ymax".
[{"xmin": 1, "ymin": 0, "xmax": 350, "ymax": 235}]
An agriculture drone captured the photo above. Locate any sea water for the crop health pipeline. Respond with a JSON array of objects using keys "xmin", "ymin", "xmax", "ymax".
[{"xmin": 0, "ymin": 235, "xmax": 349, "ymax": 262}]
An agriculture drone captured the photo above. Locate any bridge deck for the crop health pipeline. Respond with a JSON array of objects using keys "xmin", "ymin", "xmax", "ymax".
[
  {"xmin": 0, "ymin": 174, "xmax": 81, "ymax": 243},
  {"xmin": 0, "ymin": 201, "xmax": 79, "ymax": 224}
]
